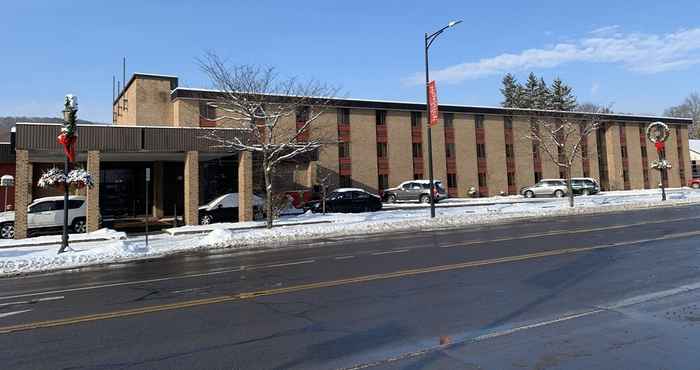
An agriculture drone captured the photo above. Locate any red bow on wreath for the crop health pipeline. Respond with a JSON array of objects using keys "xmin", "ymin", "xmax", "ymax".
[
  {"xmin": 654, "ymin": 141, "xmax": 665, "ymax": 152},
  {"xmin": 57, "ymin": 132, "xmax": 77, "ymax": 162}
]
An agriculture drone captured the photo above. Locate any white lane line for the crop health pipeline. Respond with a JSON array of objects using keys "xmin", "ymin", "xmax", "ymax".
[
  {"xmin": 603, "ymin": 280, "xmax": 700, "ymax": 310},
  {"xmin": 4, "ymin": 216, "xmax": 698, "ymax": 302},
  {"xmin": 335, "ymin": 255, "xmax": 356, "ymax": 260},
  {"xmin": 438, "ymin": 215, "xmax": 700, "ymax": 248},
  {"xmin": 0, "ymin": 269, "xmax": 244, "ymax": 301},
  {"xmin": 0, "ymin": 296, "xmax": 64, "ymax": 309},
  {"xmin": 0, "ymin": 258, "xmax": 314, "ymax": 301},
  {"xmin": 473, "ymin": 309, "xmax": 605, "ymax": 341},
  {"xmin": 0, "ymin": 310, "xmax": 32, "ymax": 319},
  {"xmin": 371, "ymin": 249, "xmax": 409, "ymax": 256},
  {"xmin": 262, "ymin": 260, "xmax": 316, "ymax": 269},
  {"xmin": 170, "ymin": 287, "xmax": 208, "ymax": 294},
  {"xmin": 339, "ymin": 279, "xmax": 700, "ymax": 370}
]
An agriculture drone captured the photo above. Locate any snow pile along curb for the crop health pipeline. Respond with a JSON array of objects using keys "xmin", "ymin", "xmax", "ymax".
[{"xmin": 0, "ymin": 189, "xmax": 698, "ymax": 276}]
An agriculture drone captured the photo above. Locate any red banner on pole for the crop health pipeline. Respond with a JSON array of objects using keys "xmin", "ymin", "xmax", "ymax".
[{"xmin": 428, "ymin": 80, "xmax": 439, "ymax": 127}]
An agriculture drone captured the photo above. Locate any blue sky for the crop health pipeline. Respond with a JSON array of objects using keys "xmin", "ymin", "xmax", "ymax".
[{"xmin": 3, "ymin": 0, "xmax": 700, "ymax": 122}]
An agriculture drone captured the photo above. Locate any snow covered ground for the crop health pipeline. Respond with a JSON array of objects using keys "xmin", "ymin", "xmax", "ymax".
[{"xmin": 0, "ymin": 188, "xmax": 698, "ymax": 276}]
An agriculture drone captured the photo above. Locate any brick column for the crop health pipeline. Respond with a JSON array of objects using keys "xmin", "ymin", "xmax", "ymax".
[
  {"xmin": 184, "ymin": 151, "xmax": 199, "ymax": 225},
  {"xmin": 152, "ymin": 161, "xmax": 164, "ymax": 218},
  {"xmin": 238, "ymin": 151, "xmax": 253, "ymax": 222},
  {"xmin": 14, "ymin": 150, "xmax": 30, "ymax": 239},
  {"xmin": 306, "ymin": 161, "xmax": 318, "ymax": 187},
  {"xmin": 86, "ymin": 151, "xmax": 101, "ymax": 232}
]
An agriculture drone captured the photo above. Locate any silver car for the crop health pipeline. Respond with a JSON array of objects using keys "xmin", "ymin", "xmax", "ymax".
[
  {"xmin": 520, "ymin": 179, "xmax": 568, "ymax": 198},
  {"xmin": 382, "ymin": 180, "xmax": 448, "ymax": 203}
]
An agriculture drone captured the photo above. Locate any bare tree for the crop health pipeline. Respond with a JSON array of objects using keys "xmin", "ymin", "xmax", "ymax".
[
  {"xmin": 198, "ymin": 52, "xmax": 339, "ymax": 228},
  {"xmin": 525, "ymin": 111, "xmax": 604, "ymax": 207},
  {"xmin": 665, "ymin": 92, "xmax": 700, "ymax": 139}
]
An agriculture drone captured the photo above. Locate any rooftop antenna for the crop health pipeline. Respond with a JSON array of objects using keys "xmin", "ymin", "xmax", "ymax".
[
  {"xmin": 117, "ymin": 80, "xmax": 121, "ymax": 96},
  {"xmin": 122, "ymin": 57, "xmax": 126, "ymax": 92},
  {"xmin": 112, "ymin": 75, "xmax": 116, "ymax": 102}
]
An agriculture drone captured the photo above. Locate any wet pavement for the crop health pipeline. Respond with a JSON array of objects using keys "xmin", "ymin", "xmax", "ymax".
[{"xmin": 0, "ymin": 205, "xmax": 699, "ymax": 369}]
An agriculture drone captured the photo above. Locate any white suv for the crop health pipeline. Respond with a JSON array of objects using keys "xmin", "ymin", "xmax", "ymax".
[{"xmin": 0, "ymin": 196, "xmax": 89, "ymax": 239}]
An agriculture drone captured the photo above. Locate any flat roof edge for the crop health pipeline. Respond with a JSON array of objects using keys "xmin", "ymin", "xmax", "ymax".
[{"xmin": 171, "ymin": 88, "xmax": 693, "ymax": 125}]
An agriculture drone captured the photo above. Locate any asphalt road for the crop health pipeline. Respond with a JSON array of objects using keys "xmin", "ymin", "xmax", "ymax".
[{"xmin": 1, "ymin": 204, "xmax": 699, "ymax": 369}]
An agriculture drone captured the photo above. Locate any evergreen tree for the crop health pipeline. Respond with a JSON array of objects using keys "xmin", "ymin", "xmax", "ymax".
[
  {"xmin": 500, "ymin": 73, "xmax": 521, "ymax": 107},
  {"xmin": 535, "ymin": 78, "xmax": 550, "ymax": 110},
  {"xmin": 548, "ymin": 77, "xmax": 577, "ymax": 111},
  {"xmin": 521, "ymin": 72, "xmax": 540, "ymax": 109}
]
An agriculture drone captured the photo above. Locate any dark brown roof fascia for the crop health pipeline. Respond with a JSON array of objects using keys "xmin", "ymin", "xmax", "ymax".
[{"xmin": 170, "ymin": 88, "xmax": 692, "ymax": 125}]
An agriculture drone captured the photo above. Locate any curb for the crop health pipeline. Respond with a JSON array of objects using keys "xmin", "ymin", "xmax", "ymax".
[
  {"xmin": 1, "ymin": 200, "xmax": 699, "ymax": 278},
  {"xmin": 0, "ymin": 237, "xmax": 122, "ymax": 250},
  {"xmin": 164, "ymin": 220, "xmax": 333, "ymax": 236}
]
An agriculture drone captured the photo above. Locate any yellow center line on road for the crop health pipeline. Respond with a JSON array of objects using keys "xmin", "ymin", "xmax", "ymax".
[
  {"xmin": 3, "ymin": 215, "xmax": 698, "ymax": 302},
  {"xmin": 1, "ymin": 228, "xmax": 699, "ymax": 335}
]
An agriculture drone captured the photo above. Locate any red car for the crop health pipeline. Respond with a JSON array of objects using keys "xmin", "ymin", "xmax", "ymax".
[{"xmin": 690, "ymin": 178, "xmax": 700, "ymax": 189}]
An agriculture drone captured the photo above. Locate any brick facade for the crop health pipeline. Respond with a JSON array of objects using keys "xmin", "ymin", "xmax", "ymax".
[{"xmin": 108, "ymin": 72, "xmax": 693, "ymax": 202}]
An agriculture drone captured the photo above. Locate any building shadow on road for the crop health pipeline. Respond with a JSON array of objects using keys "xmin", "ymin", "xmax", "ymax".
[
  {"xmin": 272, "ymin": 321, "xmax": 408, "ymax": 370},
  {"xmin": 482, "ymin": 248, "xmax": 619, "ymax": 331}
]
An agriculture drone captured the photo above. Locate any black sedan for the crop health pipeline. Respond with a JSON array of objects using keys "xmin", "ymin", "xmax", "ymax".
[{"xmin": 308, "ymin": 188, "xmax": 382, "ymax": 213}]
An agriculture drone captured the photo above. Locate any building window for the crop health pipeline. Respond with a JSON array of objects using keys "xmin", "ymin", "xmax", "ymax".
[
  {"xmin": 507, "ymin": 172, "xmax": 515, "ymax": 186},
  {"xmin": 505, "ymin": 144, "xmax": 514, "ymax": 159},
  {"xmin": 296, "ymin": 106, "xmax": 310, "ymax": 122},
  {"xmin": 447, "ymin": 173, "xmax": 457, "ymax": 188},
  {"xmin": 583, "ymin": 169, "xmax": 590, "ymax": 178},
  {"xmin": 378, "ymin": 174, "xmax": 389, "ymax": 190},
  {"xmin": 475, "ymin": 114, "xmax": 484, "ymax": 129},
  {"xmin": 560, "ymin": 171, "xmax": 566, "ymax": 179},
  {"xmin": 338, "ymin": 142, "xmax": 351, "ymax": 159},
  {"xmin": 199, "ymin": 100, "xmax": 216, "ymax": 119},
  {"xmin": 414, "ymin": 173, "xmax": 423, "ymax": 180},
  {"xmin": 339, "ymin": 175, "xmax": 352, "ymax": 187},
  {"xmin": 376, "ymin": 110, "xmax": 387, "ymax": 126},
  {"xmin": 376, "ymin": 143, "xmax": 388, "ymax": 158},
  {"xmin": 337, "ymin": 108, "xmax": 350, "ymax": 125},
  {"xmin": 621, "ymin": 145, "xmax": 628, "ymax": 159},
  {"xmin": 504, "ymin": 116, "xmax": 513, "ymax": 129},
  {"xmin": 446, "ymin": 143, "xmax": 456, "ymax": 158},
  {"xmin": 443, "ymin": 113, "xmax": 454, "ymax": 128},
  {"xmin": 476, "ymin": 143, "xmax": 486, "ymax": 159},
  {"xmin": 478, "ymin": 173, "xmax": 487, "ymax": 187},
  {"xmin": 412, "ymin": 143, "xmax": 423, "ymax": 158},
  {"xmin": 411, "ymin": 112, "xmax": 422, "ymax": 127},
  {"xmin": 623, "ymin": 170, "xmax": 630, "ymax": 183},
  {"xmin": 641, "ymin": 146, "xmax": 647, "ymax": 158},
  {"xmin": 534, "ymin": 171, "xmax": 542, "ymax": 183}
]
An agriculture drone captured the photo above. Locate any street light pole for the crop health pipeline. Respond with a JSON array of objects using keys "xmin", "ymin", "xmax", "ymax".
[{"xmin": 424, "ymin": 20, "xmax": 462, "ymax": 218}]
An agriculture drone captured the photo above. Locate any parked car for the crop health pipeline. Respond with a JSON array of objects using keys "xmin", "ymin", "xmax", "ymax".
[
  {"xmin": 308, "ymin": 188, "xmax": 382, "ymax": 213},
  {"xmin": 690, "ymin": 178, "xmax": 700, "ymax": 189},
  {"xmin": 198, "ymin": 193, "xmax": 264, "ymax": 225},
  {"xmin": 382, "ymin": 180, "xmax": 448, "ymax": 203},
  {"xmin": 0, "ymin": 196, "xmax": 88, "ymax": 239},
  {"xmin": 569, "ymin": 177, "xmax": 601, "ymax": 195},
  {"xmin": 520, "ymin": 179, "xmax": 568, "ymax": 198}
]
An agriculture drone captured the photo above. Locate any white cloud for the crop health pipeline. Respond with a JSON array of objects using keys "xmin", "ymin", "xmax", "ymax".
[
  {"xmin": 589, "ymin": 25, "xmax": 621, "ymax": 36},
  {"xmin": 408, "ymin": 27, "xmax": 700, "ymax": 84},
  {"xmin": 590, "ymin": 81, "xmax": 600, "ymax": 96}
]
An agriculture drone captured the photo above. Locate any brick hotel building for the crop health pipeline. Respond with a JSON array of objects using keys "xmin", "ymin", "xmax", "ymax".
[
  {"xmin": 0, "ymin": 73, "xmax": 692, "ymax": 238},
  {"xmin": 113, "ymin": 74, "xmax": 691, "ymax": 195}
]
